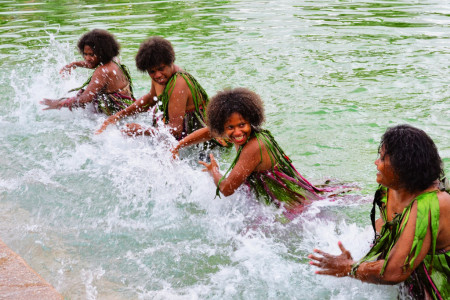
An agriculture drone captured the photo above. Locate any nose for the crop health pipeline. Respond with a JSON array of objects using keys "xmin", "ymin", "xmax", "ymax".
[
  {"xmin": 154, "ymin": 71, "xmax": 162, "ymax": 78},
  {"xmin": 233, "ymin": 128, "xmax": 242, "ymax": 135},
  {"xmin": 374, "ymin": 157, "xmax": 380, "ymax": 167}
]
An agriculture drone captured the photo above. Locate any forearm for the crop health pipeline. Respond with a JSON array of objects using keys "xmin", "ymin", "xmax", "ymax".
[
  {"xmin": 212, "ymin": 172, "xmax": 237, "ymax": 197},
  {"xmin": 175, "ymin": 128, "xmax": 212, "ymax": 151},
  {"xmin": 64, "ymin": 61, "xmax": 90, "ymax": 70},
  {"xmin": 351, "ymin": 261, "xmax": 407, "ymax": 285},
  {"xmin": 73, "ymin": 61, "xmax": 91, "ymax": 68},
  {"xmin": 211, "ymin": 167, "xmax": 224, "ymax": 188}
]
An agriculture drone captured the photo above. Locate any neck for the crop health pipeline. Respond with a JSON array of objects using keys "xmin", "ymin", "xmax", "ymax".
[
  {"xmin": 390, "ymin": 185, "xmax": 436, "ymax": 205},
  {"xmin": 390, "ymin": 188, "xmax": 419, "ymax": 205}
]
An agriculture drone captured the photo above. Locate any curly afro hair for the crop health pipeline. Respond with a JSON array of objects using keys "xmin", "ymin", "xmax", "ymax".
[
  {"xmin": 77, "ymin": 29, "xmax": 119, "ymax": 64},
  {"xmin": 379, "ymin": 124, "xmax": 443, "ymax": 193},
  {"xmin": 206, "ymin": 88, "xmax": 265, "ymax": 136},
  {"xmin": 135, "ymin": 36, "xmax": 175, "ymax": 72}
]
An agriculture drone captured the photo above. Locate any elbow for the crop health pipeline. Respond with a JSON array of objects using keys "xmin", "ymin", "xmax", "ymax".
[
  {"xmin": 221, "ymin": 189, "xmax": 235, "ymax": 197},
  {"xmin": 378, "ymin": 273, "xmax": 410, "ymax": 285},
  {"xmin": 219, "ymin": 182, "xmax": 235, "ymax": 197},
  {"xmin": 218, "ymin": 183, "xmax": 235, "ymax": 197}
]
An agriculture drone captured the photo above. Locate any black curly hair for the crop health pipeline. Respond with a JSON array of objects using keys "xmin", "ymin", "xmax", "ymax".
[
  {"xmin": 206, "ymin": 88, "xmax": 265, "ymax": 136},
  {"xmin": 77, "ymin": 29, "xmax": 119, "ymax": 64},
  {"xmin": 135, "ymin": 36, "xmax": 175, "ymax": 72},
  {"xmin": 379, "ymin": 124, "xmax": 443, "ymax": 193}
]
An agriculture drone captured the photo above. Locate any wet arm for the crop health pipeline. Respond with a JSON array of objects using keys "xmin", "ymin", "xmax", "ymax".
[
  {"xmin": 74, "ymin": 69, "xmax": 107, "ymax": 104},
  {"xmin": 96, "ymin": 86, "xmax": 157, "ymax": 134},
  {"xmin": 60, "ymin": 61, "xmax": 93, "ymax": 74},
  {"xmin": 310, "ymin": 202, "xmax": 432, "ymax": 284},
  {"xmin": 214, "ymin": 140, "xmax": 262, "ymax": 196},
  {"xmin": 172, "ymin": 127, "xmax": 212, "ymax": 155},
  {"xmin": 166, "ymin": 76, "xmax": 189, "ymax": 137}
]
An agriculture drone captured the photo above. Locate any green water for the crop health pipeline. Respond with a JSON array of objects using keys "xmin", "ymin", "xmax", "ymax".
[{"xmin": 0, "ymin": 0, "xmax": 449, "ymax": 299}]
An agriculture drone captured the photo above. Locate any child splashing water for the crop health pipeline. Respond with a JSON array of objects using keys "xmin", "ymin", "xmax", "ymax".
[
  {"xmin": 95, "ymin": 37, "xmax": 210, "ymax": 141},
  {"xmin": 173, "ymin": 88, "xmax": 342, "ymax": 220},
  {"xmin": 40, "ymin": 29, "xmax": 135, "ymax": 115}
]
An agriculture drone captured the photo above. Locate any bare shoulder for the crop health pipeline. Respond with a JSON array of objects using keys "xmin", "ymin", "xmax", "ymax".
[
  {"xmin": 240, "ymin": 137, "xmax": 270, "ymax": 169},
  {"xmin": 437, "ymin": 191, "xmax": 450, "ymax": 250},
  {"xmin": 92, "ymin": 63, "xmax": 114, "ymax": 78},
  {"xmin": 438, "ymin": 190, "xmax": 450, "ymax": 211},
  {"xmin": 174, "ymin": 72, "xmax": 189, "ymax": 88},
  {"xmin": 242, "ymin": 137, "xmax": 265, "ymax": 155}
]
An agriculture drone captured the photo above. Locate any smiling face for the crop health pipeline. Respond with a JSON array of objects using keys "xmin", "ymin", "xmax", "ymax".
[
  {"xmin": 223, "ymin": 113, "xmax": 252, "ymax": 146},
  {"xmin": 83, "ymin": 45, "xmax": 99, "ymax": 68},
  {"xmin": 147, "ymin": 64, "xmax": 175, "ymax": 86},
  {"xmin": 375, "ymin": 147, "xmax": 399, "ymax": 188}
]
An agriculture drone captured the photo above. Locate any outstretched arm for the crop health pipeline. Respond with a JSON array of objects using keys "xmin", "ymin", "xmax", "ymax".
[
  {"xmin": 171, "ymin": 127, "xmax": 212, "ymax": 158},
  {"xmin": 309, "ymin": 201, "xmax": 433, "ymax": 284},
  {"xmin": 60, "ymin": 61, "xmax": 94, "ymax": 75}
]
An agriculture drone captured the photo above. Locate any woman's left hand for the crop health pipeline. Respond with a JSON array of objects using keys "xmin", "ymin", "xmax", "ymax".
[
  {"xmin": 308, "ymin": 241, "xmax": 354, "ymax": 277},
  {"xmin": 199, "ymin": 154, "xmax": 218, "ymax": 174}
]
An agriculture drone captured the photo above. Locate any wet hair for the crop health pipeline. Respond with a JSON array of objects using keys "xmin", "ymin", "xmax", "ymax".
[
  {"xmin": 135, "ymin": 36, "xmax": 175, "ymax": 71},
  {"xmin": 379, "ymin": 124, "xmax": 443, "ymax": 193},
  {"xmin": 77, "ymin": 29, "xmax": 119, "ymax": 64},
  {"xmin": 206, "ymin": 87, "xmax": 265, "ymax": 136}
]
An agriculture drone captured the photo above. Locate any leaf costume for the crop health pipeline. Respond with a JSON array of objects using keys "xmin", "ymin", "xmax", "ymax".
[
  {"xmin": 69, "ymin": 61, "xmax": 135, "ymax": 115},
  {"xmin": 216, "ymin": 130, "xmax": 327, "ymax": 217},
  {"xmin": 353, "ymin": 185, "xmax": 450, "ymax": 300},
  {"xmin": 157, "ymin": 71, "xmax": 209, "ymax": 141}
]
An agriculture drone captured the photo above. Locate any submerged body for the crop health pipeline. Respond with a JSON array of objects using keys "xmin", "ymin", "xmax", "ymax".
[
  {"xmin": 220, "ymin": 129, "xmax": 324, "ymax": 216},
  {"xmin": 175, "ymin": 88, "xmax": 337, "ymax": 217}
]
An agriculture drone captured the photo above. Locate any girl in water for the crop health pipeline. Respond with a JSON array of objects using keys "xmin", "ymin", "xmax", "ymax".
[
  {"xmin": 173, "ymin": 87, "xmax": 336, "ymax": 218},
  {"xmin": 41, "ymin": 29, "xmax": 134, "ymax": 115}
]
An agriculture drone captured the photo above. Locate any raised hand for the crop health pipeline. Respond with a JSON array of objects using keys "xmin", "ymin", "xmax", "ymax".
[{"xmin": 198, "ymin": 153, "xmax": 218, "ymax": 174}]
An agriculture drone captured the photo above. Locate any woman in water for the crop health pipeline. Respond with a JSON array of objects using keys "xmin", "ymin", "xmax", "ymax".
[
  {"xmin": 41, "ymin": 29, "xmax": 134, "ymax": 115},
  {"xmin": 95, "ymin": 36, "xmax": 210, "ymax": 141},
  {"xmin": 173, "ymin": 87, "xmax": 334, "ymax": 218},
  {"xmin": 309, "ymin": 124, "xmax": 450, "ymax": 299}
]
